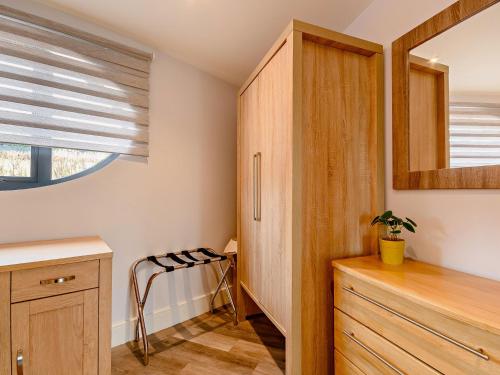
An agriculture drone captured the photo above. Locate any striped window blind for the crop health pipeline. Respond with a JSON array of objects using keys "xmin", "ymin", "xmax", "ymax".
[
  {"xmin": 450, "ymin": 102, "xmax": 500, "ymax": 168},
  {"xmin": 0, "ymin": 5, "xmax": 151, "ymax": 157}
]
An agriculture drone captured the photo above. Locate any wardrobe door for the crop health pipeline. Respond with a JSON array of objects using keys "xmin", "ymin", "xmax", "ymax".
[
  {"xmin": 239, "ymin": 39, "xmax": 293, "ymax": 334},
  {"xmin": 239, "ymin": 73, "xmax": 262, "ymax": 306},
  {"xmin": 256, "ymin": 40, "xmax": 293, "ymax": 333}
]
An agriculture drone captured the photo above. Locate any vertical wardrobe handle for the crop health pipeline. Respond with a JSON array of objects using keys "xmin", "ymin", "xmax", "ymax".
[
  {"xmin": 253, "ymin": 152, "xmax": 261, "ymax": 221},
  {"xmin": 16, "ymin": 349, "xmax": 24, "ymax": 375}
]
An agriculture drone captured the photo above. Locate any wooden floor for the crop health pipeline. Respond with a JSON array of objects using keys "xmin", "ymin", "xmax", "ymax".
[{"xmin": 111, "ymin": 308, "xmax": 286, "ymax": 374}]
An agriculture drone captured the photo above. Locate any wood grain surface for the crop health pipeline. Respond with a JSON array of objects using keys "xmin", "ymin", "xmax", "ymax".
[
  {"xmin": 393, "ymin": 0, "xmax": 500, "ymax": 189},
  {"xmin": 111, "ymin": 309, "xmax": 285, "ymax": 375},
  {"xmin": 238, "ymin": 19, "xmax": 384, "ymax": 375}
]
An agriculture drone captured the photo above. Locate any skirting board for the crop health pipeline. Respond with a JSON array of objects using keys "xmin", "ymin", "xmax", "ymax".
[{"xmin": 112, "ymin": 286, "xmax": 232, "ymax": 347}]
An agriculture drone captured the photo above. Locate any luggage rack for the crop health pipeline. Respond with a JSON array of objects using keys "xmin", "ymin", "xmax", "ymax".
[{"xmin": 131, "ymin": 247, "xmax": 237, "ymax": 365}]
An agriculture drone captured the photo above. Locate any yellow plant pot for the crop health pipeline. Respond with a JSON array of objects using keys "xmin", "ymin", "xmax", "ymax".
[{"xmin": 379, "ymin": 239, "xmax": 405, "ymax": 265}]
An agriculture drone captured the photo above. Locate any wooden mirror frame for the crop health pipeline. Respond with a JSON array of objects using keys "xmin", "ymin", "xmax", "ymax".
[{"xmin": 393, "ymin": 0, "xmax": 500, "ymax": 189}]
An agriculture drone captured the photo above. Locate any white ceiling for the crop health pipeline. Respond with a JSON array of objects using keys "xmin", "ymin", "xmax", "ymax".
[
  {"xmin": 32, "ymin": 0, "xmax": 374, "ymax": 86},
  {"xmin": 412, "ymin": 2, "xmax": 500, "ymax": 99}
]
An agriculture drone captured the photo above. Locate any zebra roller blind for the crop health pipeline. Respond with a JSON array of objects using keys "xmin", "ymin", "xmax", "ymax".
[
  {"xmin": 0, "ymin": 5, "xmax": 151, "ymax": 157},
  {"xmin": 450, "ymin": 102, "xmax": 500, "ymax": 168}
]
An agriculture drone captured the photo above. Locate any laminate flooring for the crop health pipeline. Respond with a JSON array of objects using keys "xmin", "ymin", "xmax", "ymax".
[{"xmin": 111, "ymin": 307, "xmax": 286, "ymax": 374}]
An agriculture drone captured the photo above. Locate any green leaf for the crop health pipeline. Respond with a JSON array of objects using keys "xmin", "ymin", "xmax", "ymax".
[
  {"xmin": 391, "ymin": 230, "xmax": 402, "ymax": 234},
  {"xmin": 370, "ymin": 216, "xmax": 380, "ymax": 226},
  {"xmin": 395, "ymin": 217, "xmax": 403, "ymax": 225},
  {"xmin": 402, "ymin": 222, "xmax": 415, "ymax": 233},
  {"xmin": 381, "ymin": 210, "xmax": 392, "ymax": 219},
  {"xmin": 406, "ymin": 217, "xmax": 417, "ymax": 227}
]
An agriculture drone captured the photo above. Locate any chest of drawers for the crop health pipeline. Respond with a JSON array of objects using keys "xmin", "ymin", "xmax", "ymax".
[{"xmin": 332, "ymin": 256, "xmax": 500, "ymax": 374}]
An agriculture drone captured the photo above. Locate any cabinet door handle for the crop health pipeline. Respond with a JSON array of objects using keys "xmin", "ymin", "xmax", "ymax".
[
  {"xmin": 342, "ymin": 286, "xmax": 489, "ymax": 360},
  {"xmin": 40, "ymin": 275, "xmax": 76, "ymax": 285},
  {"xmin": 16, "ymin": 349, "xmax": 23, "ymax": 375},
  {"xmin": 343, "ymin": 331, "xmax": 404, "ymax": 375},
  {"xmin": 253, "ymin": 152, "xmax": 261, "ymax": 221}
]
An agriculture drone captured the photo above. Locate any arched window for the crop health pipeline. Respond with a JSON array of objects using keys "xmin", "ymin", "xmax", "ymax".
[
  {"xmin": 0, "ymin": 143, "xmax": 117, "ymax": 190},
  {"xmin": 0, "ymin": 7, "xmax": 152, "ymax": 190}
]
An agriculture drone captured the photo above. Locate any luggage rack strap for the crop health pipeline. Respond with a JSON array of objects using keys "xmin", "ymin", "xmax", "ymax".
[
  {"xmin": 146, "ymin": 255, "xmax": 175, "ymax": 272},
  {"xmin": 181, "ymin": 250, "xmax": 204, "ymax": 263},
  {"xmin": 199, "ymin": 247, "xmax": 227, "ymax": 261},
  {"xmin": 167, "ymin": 252, "xmax": 195, "ymax": 267},
  {"xmin": 145, "ymin": 248, "xmax": 227, "ymax": 270}
]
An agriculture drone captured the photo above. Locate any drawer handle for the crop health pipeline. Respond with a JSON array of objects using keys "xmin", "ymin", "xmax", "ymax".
[
  {"xmin": 40, "ymin": 275, "xmax": 76, "ymax": 285},
  {"xmin": 343, "ymin": 286, "xmax": 489, "ymax": 360},
  {"xmin": 343, "ymin": 330, "xmax": 405, "ymax": 375},
  {"xmin": 16, "ymin": 349, "xmax": 23, "ymax": 375}
]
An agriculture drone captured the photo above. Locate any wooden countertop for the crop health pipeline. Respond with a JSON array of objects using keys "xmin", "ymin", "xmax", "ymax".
[
  {"xmin": 0, "ymin": 236, "xmax": 112, "ymax": 272},
  {"xmin": 333, "ymin": 256, "xmax": 500, "ymax": 336}
]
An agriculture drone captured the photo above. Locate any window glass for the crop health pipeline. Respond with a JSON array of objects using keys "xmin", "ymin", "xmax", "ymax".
[
  {"xmin": 0, "ymin": 143, "xmax": 31, "ymax": 178},
  {"xmin": 0, "ymin": 143, "xmax": 115, "ymax": 190},
  {"xmin": 51, "ymin": 148, "xmax": 111, "ymax": 180}
]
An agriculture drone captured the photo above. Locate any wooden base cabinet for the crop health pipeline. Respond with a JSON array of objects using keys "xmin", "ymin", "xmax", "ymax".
[
  {"xmin": 237, "ymin": 20, "xmax": 384, "ymax": 375},
  {"xmin": 0, "ymin": 237, "xmax": 112, "ymax": 375}
]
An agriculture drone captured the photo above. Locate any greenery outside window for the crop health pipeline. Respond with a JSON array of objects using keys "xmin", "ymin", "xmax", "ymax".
[{"xmin": 0, "ymin": 143, "xmax": 117, "ymax": 190}]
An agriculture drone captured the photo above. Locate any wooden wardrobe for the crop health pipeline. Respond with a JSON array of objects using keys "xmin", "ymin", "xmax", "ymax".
[{"xmin": 236, "ymin": 20, "xmax": 384, "ymax": 375}]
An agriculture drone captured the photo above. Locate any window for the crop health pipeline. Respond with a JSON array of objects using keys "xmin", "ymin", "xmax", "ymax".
[
  {"xmin": 51, "ymin": 148, "xmax": 112, "ymax": 180},
  {"xmin": 0, "ymin": 143, "xmax": 117, "ymax": 190},
  {"xmin": 0, "ymin": 143, "xmax": 32, "ymax": 178},
  {"xmin": 0, "ymin": 5, "xmax": 151, "ymax": 191},
  {"xmin": 450, "ymin": 102, "xmax": 500, "ymax": 168}
]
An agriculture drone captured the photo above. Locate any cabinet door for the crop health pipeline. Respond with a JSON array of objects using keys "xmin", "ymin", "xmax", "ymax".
[
  {"xmin": 239, "ymin": 39, "xmax": 293, "ymax": 333},
  {"xmin": 239, "ymin": 69, "xmax": 262, "ymax": 302},
  {"xmin": 11, "ymin": 290, "xmax": 98, "ymax": 375},
  {"xmin": 257, "ymin": 39, "xmax": 293, "ymax": 332}
]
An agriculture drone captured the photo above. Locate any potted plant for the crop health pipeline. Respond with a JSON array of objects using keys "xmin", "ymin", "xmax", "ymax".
[{"xmin": 371, "ymin": 211, "xmax": 417, "ymax": 265}]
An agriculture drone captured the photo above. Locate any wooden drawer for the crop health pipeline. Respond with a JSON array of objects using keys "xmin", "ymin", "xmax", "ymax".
[
  {"xmin": 334, "ymin": 308, "xmax": 438, "ymax": 375},
  {"xmin": 334, "ymin": 349, "xmax": 365, "ymax": 375},
  {"xmin": 11, "ymin": 260, "xmax": 99, "ymax": 303},
  {"xmin": 334, "ymin": 269, "xmax": 500, "ymax": 374}
]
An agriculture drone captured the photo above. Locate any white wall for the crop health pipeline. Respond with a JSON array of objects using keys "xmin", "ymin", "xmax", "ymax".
[
  {"xmin": 0, "ymin": 0, "xmax": 237, "ymax": 345},
  {"xmin": 345, "ymin": 0, "xmax": 500, "ymax": 281}
]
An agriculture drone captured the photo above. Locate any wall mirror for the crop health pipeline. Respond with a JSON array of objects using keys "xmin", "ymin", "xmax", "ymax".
[{"xmin": 393, "ymin": 0, "xmax": 500, "ymax": 189}]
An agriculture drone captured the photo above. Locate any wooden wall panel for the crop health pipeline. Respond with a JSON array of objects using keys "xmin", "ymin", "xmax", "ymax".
[{"xmin": 300, "ymin": 39, "xmax": 382, "ymax": 375}]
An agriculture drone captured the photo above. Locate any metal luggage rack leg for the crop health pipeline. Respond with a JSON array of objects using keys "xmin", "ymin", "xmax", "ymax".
[{"xmin": 131, "ymin": 247, "xmax": 237, "ymax": 365}]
